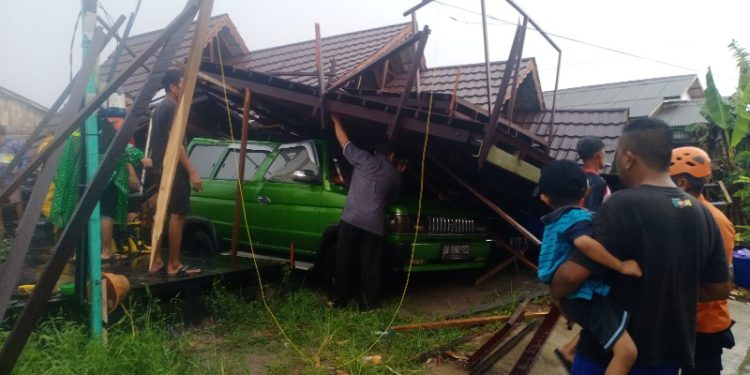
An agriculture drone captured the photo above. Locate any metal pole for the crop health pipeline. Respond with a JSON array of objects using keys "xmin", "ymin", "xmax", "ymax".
[
  {"xmin": 231, "ymin": 89, "xmax": 251, "ymax": 257},
  {"xmin": 81, "ymin": 0, "xmax": 103, "ymax": 342},
  {"xmin": 480, "ymin": 0, "xmax": 493, "ymax": 116}
]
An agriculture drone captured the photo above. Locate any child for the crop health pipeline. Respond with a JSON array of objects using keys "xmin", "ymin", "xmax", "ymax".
[{"xmin": 536, "ymin": 160, "xmax": 641, "ymax": 375}]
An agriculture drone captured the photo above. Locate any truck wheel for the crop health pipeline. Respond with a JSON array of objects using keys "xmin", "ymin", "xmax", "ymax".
[{"xmin": 183, "ymin": 230, "xmax": 218, "ymax": 255}]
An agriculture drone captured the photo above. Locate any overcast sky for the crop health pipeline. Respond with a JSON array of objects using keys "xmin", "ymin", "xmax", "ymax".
[{"xmin": 1, "ymin": 0, "xmax": 747, "ymax": 108}]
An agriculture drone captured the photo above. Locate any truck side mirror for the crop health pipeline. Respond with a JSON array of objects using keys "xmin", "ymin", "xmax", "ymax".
[{"xmin": 292, "ymin": 169, "xmax": 320, "ymax": 184}]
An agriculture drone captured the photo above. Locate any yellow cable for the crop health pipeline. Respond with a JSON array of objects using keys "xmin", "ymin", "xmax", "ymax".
[
  {"xmin": 215, "ymin": 38, "xmax": 434, "ymax": 368},
  {"xmin": 216, "ymin": 45, "xmax": 313, "ymax": 364}
]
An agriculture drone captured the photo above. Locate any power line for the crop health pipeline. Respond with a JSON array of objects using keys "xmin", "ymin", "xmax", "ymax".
[{"xmin": 434, "ymin": 0, "xmax": 697, "ymax": 73}]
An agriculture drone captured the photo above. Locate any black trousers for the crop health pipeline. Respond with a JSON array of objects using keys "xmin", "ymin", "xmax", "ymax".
[
  {"xmin": 681, "ymin": 325, "xmax": 735, "ymax": 375},
  {"xmin": 335, "ymin": 220, "xmax": 383, "ymax": 308}
]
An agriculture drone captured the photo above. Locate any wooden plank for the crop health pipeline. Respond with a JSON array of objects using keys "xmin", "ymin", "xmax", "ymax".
[
  {"xmin": 508, "ymin": 307, "xmax": 561, "ymax": 375},
  {"xmin": 0, "ymin": 4, "xmax": 199, "ymax": 371},
  {"xmin": 495, "ymin": 236, "xmax": 538, "ymax": 272},
  {"xmin": 314, "ymin": 22, "xmax": 326, "ymax": 129},
  {"xmin": 390, "ymin": 311, "xmax": 548, "ymax": 332},
  {"xmin": 505, "ymin": 18, "xmax": 528, "ymax": 121},
  {"xmin": 150, "ymin": 0, "xmax": 214, "ymax": 270},
  {"xmin": 431, "ymin": 157, "xmax": 541, "ymax": 246},
  {"xmin": 402, "ymin": 0, "xmax": 435, "ymax": 16},
  {"xmin": 327, "ymin": 27, "xmax": 416, "ymax": 91},
  {"xmin": 468, "ymin": 296, "xmax": 532, "ymax": 367},
  {"xmin": 231, "ymin": 89, "xmax": 251, "ymax": 257},
  {"xmin": 0, "ymin": 29, "xmax": 108, "ymax": 324},
  {"xmin": 473, "ymin": 257, "xmax": 514, "ymax": 288},
  {"xmin": 486, "ymin": 146, "xmax": 540, "ymax": 183},
  {"xmin": 470, "ymin": 319, "xmax": 541, "ymax": 375},
  {"xmin": 387, "ymin": 26, "xmax": 430, "ymax": 141},
  {"xmin": 477, "ymin": 22, "xmax": 525, "ymax": 168}
]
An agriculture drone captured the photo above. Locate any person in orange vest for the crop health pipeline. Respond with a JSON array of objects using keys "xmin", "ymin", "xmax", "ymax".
[{"xmin": 669, "ymin": 146, "xmax": 735, "ymax": 375}]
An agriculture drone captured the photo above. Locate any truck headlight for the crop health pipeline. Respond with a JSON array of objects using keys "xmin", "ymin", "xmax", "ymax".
[{"xmin": 388, "ymin": 213, "xmax": 410, "ymax": 233}]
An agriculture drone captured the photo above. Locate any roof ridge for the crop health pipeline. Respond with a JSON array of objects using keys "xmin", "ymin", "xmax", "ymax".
[
  {"xmin": 545, "ymin": 74, "xmax": 698, "ymax": 93},
  {"xmin": 119, "ymin": 13, "xmax": 231, "ymax": 43},
  {"xmin": 0, "ymin": 85, "xmax": 48, "ymax": 111},
  {"xmin": 247, "ymin": 22, "xmax": 412, "ymax": 54},
  {"xmin": 424, "ymin": 57, "xmax": 534, "ymax": 71}
]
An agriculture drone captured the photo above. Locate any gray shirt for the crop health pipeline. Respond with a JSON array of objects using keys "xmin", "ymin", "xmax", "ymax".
[{"xmin": 341, "ymin": 142, "xmax": 401, "ymax": 236}]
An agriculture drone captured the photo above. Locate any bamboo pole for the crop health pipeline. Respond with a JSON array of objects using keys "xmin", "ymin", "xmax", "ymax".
[{"xmin": 149, "ymin": 0, "xmax": 214, "ymax": 270}]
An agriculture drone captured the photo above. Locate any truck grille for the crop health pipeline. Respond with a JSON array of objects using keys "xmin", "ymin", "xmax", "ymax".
[{"xmin": 428, "ymin": 217, "xmax": 475, "ymax": 234}]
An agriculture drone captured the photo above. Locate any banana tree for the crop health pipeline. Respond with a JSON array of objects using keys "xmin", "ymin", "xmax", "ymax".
[{"xmin": 703, "ymin": 40, "xmax": 750, "ymax": 156}]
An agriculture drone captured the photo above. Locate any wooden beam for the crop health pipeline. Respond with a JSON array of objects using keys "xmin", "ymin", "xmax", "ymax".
[
  {"xmin": 314, "ymin": 22, "xmax": 326, "ymax": 129},
  {"xmin": 477, "ymin": 22, "xmax": 525, "ymax": 169},
  {"xmin": 469, "ymin": 319, "xmax": 540, "ymax": 375},
  {"xmin": 0, "ymin": 3, "xmax": 198, "ymax": 371},
  {"xmin": 0, "ymin": 28, "xmax": 108, "ymax": 324},
  {"xmin": 327, "ymin": 27, "xmax": 419, "ymax": 91},
  {"xmin": 390, "ymin": 311, "xmax": 548, "ymax": 332},
  {"xmin": 508, "ymin": 307, "xmax": 561, "ymax": 375},
  {"xmin": 231, "ymin": 89, "xmax": 251, "ymax": 257},
  {"xmin": 495, "ymin": 236, "xmax": 538, "ymax": 272},
  {"xmin": 448, "ymin": 67, "xmax": 461, "ymax": 117},
  {"xmin": 505, "ymin": 18, "xmax": 528, "ymax": 121},
  {"xmin": 473, "ymin": 257, "xmax": 513, "ymax": 287},
  {"xmin": 97, "ymin": 15, "xmax": 150, "ymax": 74},
  {"xmin": 380, "ymin": 59, "xmax": 390, "ymax": 90},
  {"xmin": 150, "ymin": 0, "xmax": 214, "ymax": 270},
  {"xmin": 468, "ymin": 295, "xmax": 533, "ymax": 367},
  {"xmin": 387, "ymin": 26, "xmax": 430, "ymax": 141},
  {"xmin": 486, "ymin": 146, "xmax": 540, "ymax": 183},
  {"xmin": 431, "ymin": 157, "xmax": 541, "ymax": 246},
  {"xmin": 403, "ymin": 0, "xmax": 435, "ymax": 16}
]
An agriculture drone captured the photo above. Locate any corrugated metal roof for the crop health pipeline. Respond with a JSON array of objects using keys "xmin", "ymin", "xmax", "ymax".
[
  {"xmin": 514, "ymin": 109, "xmax": 629, "ymax": 172},
  {"xmin": 0, "ymin": 85, "xmax": 48, "ymax": 112},
  {"xmin": 384, "ymin": 58, "xmax": 541, "ymax": 111},
  {"xmin": 543, "ymin": 75, "xmax": 703, "ymax": 118},
  {"xmin": 651, "ymin": 100, "xmax": 707, "ymax": 127},
  {"xmin": 230, "ymin": 22, "xmax": 413, "ymax": 86},
  {"xmin": 99, "ymin": 14, "xmax": 249, "ymax": 99}
]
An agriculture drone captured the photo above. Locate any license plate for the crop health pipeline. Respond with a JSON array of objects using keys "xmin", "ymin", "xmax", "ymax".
[{"xmin": 441, "ymin": 244, "xmax": 471, "ymax": 260}]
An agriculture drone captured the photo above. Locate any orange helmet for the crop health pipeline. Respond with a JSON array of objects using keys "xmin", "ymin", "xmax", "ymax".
[{"xmin": 669, "ymin": 147, "xmax": 711, "ymax": 178}]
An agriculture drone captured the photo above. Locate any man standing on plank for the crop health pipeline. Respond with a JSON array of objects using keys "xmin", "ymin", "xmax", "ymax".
[{"xmin": 146, "ymin": 69, "xmax": 203, "ymax": 277}]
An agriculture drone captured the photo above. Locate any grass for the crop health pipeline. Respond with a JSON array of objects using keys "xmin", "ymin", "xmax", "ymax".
[{"xmin": 1, "ymin": 270, "xmax": 533, "ymax": 375}]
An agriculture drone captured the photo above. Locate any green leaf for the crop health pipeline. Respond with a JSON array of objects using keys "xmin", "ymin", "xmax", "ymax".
[{"xmin": 703, "ymin": 67, "xmax": 733, "ymax": 131}]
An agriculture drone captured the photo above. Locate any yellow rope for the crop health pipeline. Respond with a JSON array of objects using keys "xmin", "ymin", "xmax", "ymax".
[
  {"xmin": 215, "ymin": 38, "xmax": 434, "ymax": 368},
  {"xmin": 216, "ymin": 45, "xmax": 313, "ymax": 364}
]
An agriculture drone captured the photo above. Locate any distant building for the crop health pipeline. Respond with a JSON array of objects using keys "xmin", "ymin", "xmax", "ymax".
[
  {"xmin": 543, "ymin": 75, "xmax": 708, "ymax": 146},
  {"xmin": 0, "ymin": 85, "xmax": 47, "ymax": 136}
]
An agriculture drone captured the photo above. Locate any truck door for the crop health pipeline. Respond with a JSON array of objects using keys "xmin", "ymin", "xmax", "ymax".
[{"xmin": 252, "ymin": 141, "xmax": 323, "ymax": 256}]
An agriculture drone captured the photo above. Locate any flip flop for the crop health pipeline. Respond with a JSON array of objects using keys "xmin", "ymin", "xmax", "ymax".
[
  {"xmin": 101, "ymin": 253, "xmax": 128, "ymax": 262},
  {"xmin": 167, "ymin": 264, "xmax": 201, "ymax": 278},
  {"xmin": 148, "ymin": 263, "xmax": 165, "ymax": 275}
]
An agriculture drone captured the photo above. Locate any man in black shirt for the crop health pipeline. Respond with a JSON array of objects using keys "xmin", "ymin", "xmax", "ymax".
[
  {"xmin": 577, "ymin": 136, "xmax": 611, "ymax": 211},
  {"xmin": 550, "ymin": 118, "xmax": 730, "ymax": 374},
  {"xmin": 146, "ymin": 69, "xmax": 203, "ymax": 276}
]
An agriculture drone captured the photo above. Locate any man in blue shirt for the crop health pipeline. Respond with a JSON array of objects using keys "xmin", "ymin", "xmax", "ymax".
[{"xmin": 331, "ymin": 114, "xmax": 404, "ymax": 309}]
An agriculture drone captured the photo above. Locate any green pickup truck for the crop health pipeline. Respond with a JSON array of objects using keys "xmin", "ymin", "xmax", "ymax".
[{"xmin": 184, "ymin": 138, "xmax": 491, "ymax": 273}]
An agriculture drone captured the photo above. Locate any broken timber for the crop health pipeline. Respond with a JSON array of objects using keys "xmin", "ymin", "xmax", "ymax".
[
  {"xmin": 0, "ymin": 3, "xmax": 198, "ymax": 372},
  {"xmin": 0, "ymin": 27, "xmax": 112, "ymax": 325},
  {"xmin": 508, "ymin": 307, "xmax": 561, "ymax": 375},
  {"xmin": 150, "ymin": 0, "xmax": 214, "ymax": 270},
  {"xmin": 387, "ymin": 25, "xmax": 429, "ymax": 141},
  {"xmin": 469, "ymin": 319, "xmax": 541, "ymax": 375},
  {"xmin": 468, "ymin": 295, "xmax": 533, "ymax": 367},
  {"xmin": 477, "ymin": 19, "xmax": 527, "ymax": 169},
  {"xmin": 390, "ymin": 311, "xmax": 548, "ymax": 332}
]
